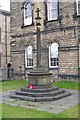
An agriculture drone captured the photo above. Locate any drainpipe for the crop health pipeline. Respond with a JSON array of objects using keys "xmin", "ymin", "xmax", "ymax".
[
  {"xmin": 78, "ymin": 18, "xmax": 80, "ymax": 81},
  {"xmin": 5, "ymin": 16, "xmax": 7, "ymax": 65},
  {"xmin": 79, "ymin": 40, "xmax": 80, "ymax": 80},
  {"xmin": 24, "ymin": 49, "xmax": 26, "ymax": 79}
]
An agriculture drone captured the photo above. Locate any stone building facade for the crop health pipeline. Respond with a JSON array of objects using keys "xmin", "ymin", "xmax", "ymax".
[
  {"xmin": 10, "ymin": 0, "xmax": 80, "ymax": 81},
  {"xmin": 0, "ymin": 9, "xmax": 11, "ymax": 81}
]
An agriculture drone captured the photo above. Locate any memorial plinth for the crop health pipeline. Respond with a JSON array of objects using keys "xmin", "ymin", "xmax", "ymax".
[{"xmin": 27, "ymin": 67, "xmax": 52, "ymax": 86}]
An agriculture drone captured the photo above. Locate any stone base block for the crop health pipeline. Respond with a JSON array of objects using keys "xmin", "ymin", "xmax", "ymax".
[{"xmin": 27, "ymin": 67, "xmax": 52, "ymax": 85}]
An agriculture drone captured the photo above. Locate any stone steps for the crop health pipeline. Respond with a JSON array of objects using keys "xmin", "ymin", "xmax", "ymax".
[
  {"xmin": 10, "ymin": 86, "xmax": 71, "ymax": 101},
  {"xmin": 21, "ymin": 86, "xmax": 59, "ymax": 93},
  {"xmin": 53, "ymin": 91, "xmax": 71, "ymax": 100},
  {"xmin": 29, "ymin": 84, "xmax": 52, "ymax": 89},
  {"xmin": 10, "ymin": 94, "xmax": 35, "ymax": 102},
  {"xmin": 10, "ymin": 91, "xmax": 71, "ymax": 102},
  {"xmin": 35, "ymin": 91, "xmax": 71, "ymax": 101},
  {"xmin": 16, "ymin": 89, "xmax": 65, "ymax": 97}
]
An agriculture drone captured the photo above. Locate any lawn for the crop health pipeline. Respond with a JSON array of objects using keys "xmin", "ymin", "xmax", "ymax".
[
  {"xmin": 0, "ymin": 80, "xmax": 79, "ymax": 92},
  {"xmin": 0, "ymin": 104, "xmax": 2, "ymax": 120},
  {"xmin": 52, "ymin": 81, "xmax": 79, "ymax": 90},
  {"xmin": 2, "ymin": 103, "xmax": 79, "ymax": 118},
  {"xmin": 0, "ymin": 80, "xmax": 27, "ymax": 92},
  {"xmin": 0, "ymin": 80, "xmax": 79, "ymax": 119}
]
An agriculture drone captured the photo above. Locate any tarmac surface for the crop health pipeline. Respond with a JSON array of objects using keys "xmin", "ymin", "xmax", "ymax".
[{"xmin": 0, "ymin": 89, "xmax": 80, "ymax": 114}]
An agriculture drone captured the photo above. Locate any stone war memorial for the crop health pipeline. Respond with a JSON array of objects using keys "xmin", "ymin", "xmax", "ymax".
[
  {"xmin": 10, "ymin": 8, "xmax": 71, "ymax": 102},
  {"xmin": 10, "ymin": 1, "xmax": 80, "ymax": 82}
]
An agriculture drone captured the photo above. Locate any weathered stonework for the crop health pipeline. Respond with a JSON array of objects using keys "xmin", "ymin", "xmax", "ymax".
[
  {"xmin": 0, "ymin": 10, "xmax": 10, "ymax": 81},
  {"xmin": 10, "ymin": 1, "xmax": 80, "ymax": 81}
]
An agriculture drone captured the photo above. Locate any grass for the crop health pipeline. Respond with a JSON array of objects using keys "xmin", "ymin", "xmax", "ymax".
[
  {"xmin": 2, "ymin": 103, "xmax": 79, "ymax": 118},
  {"xmin": 2, "ymin": 104, "xmax": 53, "ymax": 118},
  {"xmin": 52, "ymin": 81, "xmax": 79, "ymax": 90},
  {"xmin": 54, "ymin": 103, "xmax": 79, "ymax": 118},
  {"xmin": 0, "ymin": 80, "xmax": 79, "ymax": 92},
  {"xmin": 0, "ymin": 80, "xmax": 28, "ymax": 92},
  {"xmin": 0, "ymin": 104, "xmax": 2, "ymax": 120}
]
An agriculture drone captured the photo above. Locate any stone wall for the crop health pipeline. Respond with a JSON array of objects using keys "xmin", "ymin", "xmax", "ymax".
[
  {"xmin": 0, "ymin": 67, "xmax": 7, "ymax": 81},
  {"xmin": 10, "ymin": 1, "xmax": 80, "ymax": 81},
  {"xmin": 0, "ymin": 10, "xmax": 11, "ymax": 80}
]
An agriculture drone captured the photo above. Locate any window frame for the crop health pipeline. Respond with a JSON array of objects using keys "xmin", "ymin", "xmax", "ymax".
[
  {"xmin": 25, "ymin": 45, "xmax": 33, "ymax": 68},
  {"xmin": 76, "ymin": 0, "xmax": 80, "ymax": 16},
  {"xmin": 49, "ymin": 43, "xmax": 59, "ymax": 68},
  {"xmin": 23, "ymin": 2, "xmax": 33, "ymax": 26},
  {"xmin": 47, "ymin": 0, "xmax": 58, "ymax": 21}
]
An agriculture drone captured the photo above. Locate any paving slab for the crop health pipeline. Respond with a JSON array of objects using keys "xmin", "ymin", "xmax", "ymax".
[{"xmin": 0, "ymin": 89, "xmax": 80, "ymax": 114}]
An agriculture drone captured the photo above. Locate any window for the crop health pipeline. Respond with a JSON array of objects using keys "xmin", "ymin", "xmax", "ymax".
[
  {"xmin": 25, "ymin": 46, "xmax": 33, "ymax": 68},
  {"xmin": 76, "ymin": 0, "xmax": 80, "ymax": 16},
  {"xmin": 47, "ymin": 0, "xmax": 58, "ymax": 21},
  {"xmin": 49, "ymin": 43, "xmax": 59, "ymax": 68},
  {"xmin": 24, "ymin": 2, "xmax": 32, "ymax": 26}
]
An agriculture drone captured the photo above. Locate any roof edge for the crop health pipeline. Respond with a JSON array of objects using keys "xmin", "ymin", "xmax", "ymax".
[{"xmin": 0, "ymin": 9, "xmax": 10, "ymax": 16}]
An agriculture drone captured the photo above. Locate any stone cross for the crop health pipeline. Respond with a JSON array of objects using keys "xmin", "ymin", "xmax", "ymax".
[{"xmin": 36, "ymin": 8, "xmax": 41, "ymax": 18}]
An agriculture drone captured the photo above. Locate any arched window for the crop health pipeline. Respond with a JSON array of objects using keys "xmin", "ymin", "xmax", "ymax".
[
  {"xmin": 25, "ymin": 45, "xmax": 33, "ymax": 68},
  {"xmin": 24, "ymin": 2, "xmax": 32, "ymax": 26},
  {"xmin": 49, "ymin": 43, "xmax": 59, "ymax": 68}
]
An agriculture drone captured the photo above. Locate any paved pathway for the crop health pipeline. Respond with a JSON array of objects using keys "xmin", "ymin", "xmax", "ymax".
[{"xmin": 0, "ymin": 89, "xmax": 80, "ymax": 114}]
